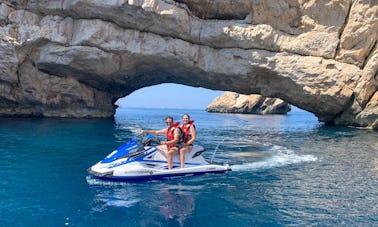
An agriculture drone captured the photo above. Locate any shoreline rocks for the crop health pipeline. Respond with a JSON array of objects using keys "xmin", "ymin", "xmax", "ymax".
[{"xmin": 206, "ymin": 92, "xmax": 291, "ymax": 114}]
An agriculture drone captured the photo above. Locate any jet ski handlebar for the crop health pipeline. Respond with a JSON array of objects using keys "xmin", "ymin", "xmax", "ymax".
[{"xmin": 141, "ymin": 134, "xmax": 160, "ymax": 146}]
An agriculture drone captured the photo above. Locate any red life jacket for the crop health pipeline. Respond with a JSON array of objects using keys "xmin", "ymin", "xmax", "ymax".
[
  {"xmin": 165, "ymin": 122, "xmax": 180, "ymax": 148},
  {"xmin": 181, "ymin": 120, "xmax": 195, "ymax": 144}
]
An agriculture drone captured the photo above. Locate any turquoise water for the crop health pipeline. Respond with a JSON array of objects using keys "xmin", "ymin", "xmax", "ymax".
[{"xmin": 0, "ymin": 108, "xmax": 377, "ymax": 226}]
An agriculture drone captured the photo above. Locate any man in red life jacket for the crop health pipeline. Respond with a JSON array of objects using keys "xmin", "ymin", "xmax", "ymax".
[
  {"xmin": 179, "ymin": 114, "xmax": 196, "ymax": 168},
  {"xmin": 141, "ymin": 116, "xmax": 182, "ymax": 170}
]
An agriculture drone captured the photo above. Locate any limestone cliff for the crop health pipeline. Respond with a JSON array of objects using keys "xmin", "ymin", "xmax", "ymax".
[
  {"xmin": 206, "ymin": 92, "xmax": 291, "ymax": 114},
  {"xmin": 0, "ymin": 0, "xmax": 377, "ymax": 129}
]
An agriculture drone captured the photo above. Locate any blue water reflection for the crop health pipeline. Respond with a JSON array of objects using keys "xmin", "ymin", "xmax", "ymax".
[{"xmin": 0, "ymin": 108, "xmax": 377, "ymax": 226}]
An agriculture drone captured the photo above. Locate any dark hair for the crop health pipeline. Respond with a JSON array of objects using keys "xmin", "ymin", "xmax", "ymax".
[
  {"xmin": 165, "ymin": 116, "xmax": 174, "ymax": 121},
  {"xmin": 182, "ymin": 114, "xmax": 190, "ymax": 119}
]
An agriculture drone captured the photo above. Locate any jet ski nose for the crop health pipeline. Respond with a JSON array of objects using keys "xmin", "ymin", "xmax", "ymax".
[{"xmin": 87, "ymin": 167, "xmax": 114, "ymax": 178}]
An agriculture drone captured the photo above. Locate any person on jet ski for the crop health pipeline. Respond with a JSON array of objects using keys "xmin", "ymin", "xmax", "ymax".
[
  {"xmin": 179, "ymin": 114, "xmax": 196, "ymax": 168},
  {"xmin": 141, "ymin": 116, "xmax": 183, "ymax": 170}
]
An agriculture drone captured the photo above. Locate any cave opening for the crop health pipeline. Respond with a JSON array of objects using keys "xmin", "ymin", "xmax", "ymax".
[
  {"xmin": 115, "ymin": 83, "xmax": 223, "ymax": 110},
  {"xmin": 114, "ymin": 83, "xmax": 316, "ymax": 120}
]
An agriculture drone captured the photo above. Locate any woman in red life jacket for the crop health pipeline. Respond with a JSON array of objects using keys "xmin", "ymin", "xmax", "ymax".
[
  {"xmin": 141, "ymin": 116, "xmax": 182, "ymax": 170},
  {"xmin": 179, "ymin": 114, "xmax": 196, "ymax": 168}
]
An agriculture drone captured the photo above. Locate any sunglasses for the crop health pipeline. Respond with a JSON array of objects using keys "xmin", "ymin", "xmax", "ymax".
[{"xmin": 166, "ymin": 121, "xmax": 173, "ymax": 124}]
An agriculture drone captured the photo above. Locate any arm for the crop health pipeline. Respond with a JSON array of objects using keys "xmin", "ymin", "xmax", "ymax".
[
  {"xmin": 141, "ymin": 128, "xmax": 166, "ymax": 135},
  {"xmin": 186, "ymin": 125, "xmax": 196, "ymax": 145}
]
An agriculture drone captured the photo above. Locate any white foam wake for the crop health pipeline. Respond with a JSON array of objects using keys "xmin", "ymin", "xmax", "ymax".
[
  {"xmin": 122, "ymin": 125, "xmax": 143, "ymax": 135},
  {"xmin": 231, "ymin": 145, "xmax": 318, "ymax": 172},
  {"xmin": 86, "ymin": 175, "xmax": 129, "ymax": 186}
]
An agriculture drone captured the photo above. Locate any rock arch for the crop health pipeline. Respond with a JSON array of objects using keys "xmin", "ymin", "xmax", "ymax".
[{"xmin": 0, "ymin": 0, "xmax": 377, "ymax": 129}]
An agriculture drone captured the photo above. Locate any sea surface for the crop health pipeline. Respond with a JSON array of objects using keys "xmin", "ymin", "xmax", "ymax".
[{"xmin": 0, "ymin": 108, "xmax": 377, "ymax": 226}]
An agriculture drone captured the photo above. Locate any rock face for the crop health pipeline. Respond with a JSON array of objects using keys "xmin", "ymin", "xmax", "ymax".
[
  {"xmin": 206, "ymin": 92, "xmax": 291, "ymax": 114},
  {"xmin": 0, "ymin": 0, "xmax": 377, "ymax": 129}
]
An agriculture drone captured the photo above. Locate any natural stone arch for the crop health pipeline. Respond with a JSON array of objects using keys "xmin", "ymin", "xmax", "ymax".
[
  {"xmin": 0, "ymin": 0, "xmax": 377, "ymax": 129},
  {"xmin": 33, "ymin": 39, "xmax": 360, "ymax": 122}
]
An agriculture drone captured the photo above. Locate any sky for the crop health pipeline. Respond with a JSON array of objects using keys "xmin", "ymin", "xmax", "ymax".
[
  {"xmin": 117, "ymin": 83, "xmax": 224, "ymax": 109},
  {"xmin": 117, "ymin": 83, "xmax": 308, "ymax": 113}
]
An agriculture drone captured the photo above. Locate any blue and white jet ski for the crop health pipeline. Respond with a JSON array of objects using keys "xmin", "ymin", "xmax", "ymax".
[{"xmin": 88, "ymin": 135, "xmax": 231, "ymax": 181}]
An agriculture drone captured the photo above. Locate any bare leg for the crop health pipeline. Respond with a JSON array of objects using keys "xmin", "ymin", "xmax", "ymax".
[
  {"xmin": 179, "ymin": 146, "xmax": 193, "ymax": 168},
  {"xmin": 167, "ymin": 152, "xmax": 173, "ymax": 170},
  {"xmin": 179, "ymin": 147, "xmax": 186, "ymax": 168},
  {"xmin": 167, "ymin": 148, "xmax": 178, "ymax": 170}
]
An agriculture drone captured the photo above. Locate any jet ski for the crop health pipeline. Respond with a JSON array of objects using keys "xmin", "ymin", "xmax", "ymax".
[{"xmin": 88, "ymin": 134, "xmax": 231, "ymax": 181}]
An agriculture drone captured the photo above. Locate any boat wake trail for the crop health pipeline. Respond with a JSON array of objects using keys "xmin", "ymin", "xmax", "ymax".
[
  {"xmin": 230, "ymin": 145, "xmax": 317, "ymax": 172},
  {"xmin": 86, "ymin": 175, "xmax": 130, "ymax": 186}
]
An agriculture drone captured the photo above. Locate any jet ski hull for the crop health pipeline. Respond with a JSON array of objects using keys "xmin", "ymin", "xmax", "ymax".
[
  {"xmin": 89, "ymin": 164, "xmax": 230, "ymax": 181},
  {"xmin": 88, "ymin": 137, "xmax": 231, "ymax": 181}
]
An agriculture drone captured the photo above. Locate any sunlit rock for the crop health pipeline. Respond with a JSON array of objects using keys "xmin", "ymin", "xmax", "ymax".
[
  {"xmin": 0, "ymin": 0, "xmax": 377, "ymax": 129},
  {"xmin": 206, "ymin": 92, "xmax": 291, "ymax": 115}
]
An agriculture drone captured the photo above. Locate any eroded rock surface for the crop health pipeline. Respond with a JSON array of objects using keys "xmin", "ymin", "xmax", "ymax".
[
  {"xmin": 0, "ymin": 0, "xmax": 377, "ymax": 129},
  {"xmin": 206, "ymin": 92, "xmax": 291, "ymax": 114}
]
